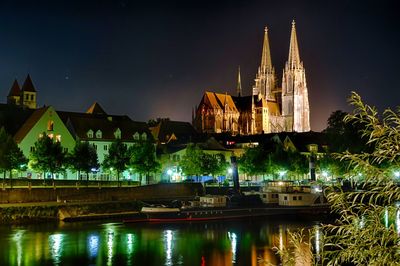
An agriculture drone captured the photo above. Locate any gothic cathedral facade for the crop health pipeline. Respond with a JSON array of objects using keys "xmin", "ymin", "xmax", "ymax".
[{"xmin": 194, "ymin": 21, "xmax": 311, "ymax": 134}]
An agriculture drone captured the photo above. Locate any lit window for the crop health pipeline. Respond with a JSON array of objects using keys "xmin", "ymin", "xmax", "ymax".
[
  {"xmin": 56, "ymin": 135, "xmax": 61, "ymax": 142},
  {"xmin": 96, "ymin": 130, "xmax": 102, "ymax": 139},
  {"xmin": 114, "ymin": 128, "xmax": 121, "ymax": 139},
  {"xmin": 47, "ymin": 120, "xmax": 54, "ymax": 131},
  {"xmin": 87, "ymin": 130, "xmax": 93, "ymax": 138},
  {"xmin": 141, "ymin": 132, "xmax": 147, "ymax": 140},
  {"xmin": 133, "ymin": 132, "xmax": 139, "ymax": 140},
  {"xmin": 48, "ymin": 133, "xmax": 54, "ymax": 139}
]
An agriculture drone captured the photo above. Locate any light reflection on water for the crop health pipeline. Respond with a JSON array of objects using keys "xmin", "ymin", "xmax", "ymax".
[{"xmin": 0, "ymin": 218, "xmax": 329, "ymax": 266}]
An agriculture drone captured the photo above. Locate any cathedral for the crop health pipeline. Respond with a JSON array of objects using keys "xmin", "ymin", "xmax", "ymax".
[{"xmin": 193, "ymin": 21, "xmax": 311, "ymax": 135}]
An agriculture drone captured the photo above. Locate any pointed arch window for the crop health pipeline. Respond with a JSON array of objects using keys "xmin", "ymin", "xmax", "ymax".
[
  {"xmin": 141, "ymin": 132, "xmax": 147, "ymax": 141},
  {"xmin": 47, "ymin": 120, "xmax": 54, "ymax": 131},
  {"xmin": 133, "ymin": 132, "xmax": 140, "ymax": 140}
]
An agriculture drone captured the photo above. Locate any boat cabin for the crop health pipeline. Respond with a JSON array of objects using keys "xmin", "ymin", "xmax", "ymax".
[{"xmin": 199, "ymin": 195, "xmax": 227, "ymax": 207}]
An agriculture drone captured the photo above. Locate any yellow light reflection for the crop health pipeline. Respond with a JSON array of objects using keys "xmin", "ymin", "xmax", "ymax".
[
  {"xmin": 163, "ymin": 230, "xmax": 174, "ymax": 266},
  {"xmin": 227, "ymin": 232, "xmax": 237, "ymax": 263},
  {"xmin": 12, "ymin": 229, "xmax": 25, "ymax": 266}
]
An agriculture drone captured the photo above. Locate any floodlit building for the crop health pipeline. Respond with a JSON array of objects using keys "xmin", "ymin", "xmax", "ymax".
[{"xmin": 194, "ymin": 21, "xmax": 310, "ymax": 134}]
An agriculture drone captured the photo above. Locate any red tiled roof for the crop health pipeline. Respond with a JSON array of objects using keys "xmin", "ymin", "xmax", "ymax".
[{"xmin": 21, "ymin": 74, "xmax": 37, "ymax": 92}]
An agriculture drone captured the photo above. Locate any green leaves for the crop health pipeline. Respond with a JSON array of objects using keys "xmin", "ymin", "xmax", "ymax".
[
  {"xmin": 67, "ymin": 141, "xmax": 99, "ymax": 180},
  {"xmin": 129, "ymin": 140, "xmax": 160, "ymax": 184},
  {"xmin": 0, "ymin": 127, "xmax": 26, "ymax": 177},
  {"xmin": 29, "ymin": 133, "xmax": 65, "ymax": 178}
]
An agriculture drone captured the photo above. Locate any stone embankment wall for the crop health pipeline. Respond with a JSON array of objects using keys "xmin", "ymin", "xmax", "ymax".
[{"xmin": 0, "ymin": 183, "xmax": 204, "ymax": 203}]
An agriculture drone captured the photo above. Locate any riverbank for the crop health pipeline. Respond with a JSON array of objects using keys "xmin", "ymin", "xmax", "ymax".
[{"xmin": 0, "ymin": 200, "xmax": 144, "ymax": 224}]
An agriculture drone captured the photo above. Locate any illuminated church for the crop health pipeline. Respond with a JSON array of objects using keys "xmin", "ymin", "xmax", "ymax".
[{"xmin": 193, "ymin": 21, "xmax": 310, "ymax": 135}]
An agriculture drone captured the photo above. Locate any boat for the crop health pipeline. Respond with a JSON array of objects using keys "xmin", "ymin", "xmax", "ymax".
[{"xmin": 123, "ymin": 193, "xmax": 330, "ymax": 223}]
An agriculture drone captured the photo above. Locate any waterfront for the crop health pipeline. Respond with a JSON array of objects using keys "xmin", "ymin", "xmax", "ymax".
[{"xmin": 0, "ymin": 217, "xmax": 323, "ymax": 266}]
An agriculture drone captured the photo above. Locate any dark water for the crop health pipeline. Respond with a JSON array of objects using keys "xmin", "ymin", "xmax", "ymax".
[{"xmin": 0, "ymin": 217, "xmax": 322, "ymax": 266}]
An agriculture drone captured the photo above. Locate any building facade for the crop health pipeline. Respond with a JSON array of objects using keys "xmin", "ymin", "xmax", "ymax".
[{"xmin": 194, "ymin": 21, "xmax": 311, "ymax": 134}]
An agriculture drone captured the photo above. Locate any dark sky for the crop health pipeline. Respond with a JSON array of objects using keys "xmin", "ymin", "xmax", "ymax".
[{"xmin": 0, "ymin": 0, "xmax": 399, "ymax": 131}]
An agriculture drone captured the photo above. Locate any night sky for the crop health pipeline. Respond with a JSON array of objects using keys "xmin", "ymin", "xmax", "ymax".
[{"xmin": 0, "ymin": 0, "xmax": 399, "ymax": 131}]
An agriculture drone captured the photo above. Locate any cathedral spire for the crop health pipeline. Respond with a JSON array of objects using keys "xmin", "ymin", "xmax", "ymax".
[
  {"xmin": 237, "ymin": 66, "xmax": 242, "ymax": 97},
  {"xmin": 288, "ymin": 20, "xmax": 301, "ymax": 69},
  {"xmin": 261, "ymin": 26, "xmax": 272, "ymax": 72}
]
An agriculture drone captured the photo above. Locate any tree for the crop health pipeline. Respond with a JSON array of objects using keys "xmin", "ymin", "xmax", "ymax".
[
  {"xmin": 103, "ymin": 139, "xmax": 130, "ymax": 185},
  {"xmin": 179, "ymin": 144, "xmax": 204, "ymax": 181},
  {"xmin": 239, "ymin": 145, "xmax": 269, "ymax": 179},
  {"xmin": 274, "ymin": 92, "xmax": 400, "ymax": 265},
  {"xmin": 0, "ymin": 127, "xmax": 27, "ymax": 186},
  {"xmin": 129, "ymin": 140, "xmax": 160, "ymax": 185},
  {"xmin": 324, "ymin": 109, "xmax": 369, "ymax": 153},
  {"xmin": 30, "ymin": 133, "xmax": 66, "ymax": 179},
  {"xmin": 68, "ymin": 141, "xmax": 99, "ymax": 182}
]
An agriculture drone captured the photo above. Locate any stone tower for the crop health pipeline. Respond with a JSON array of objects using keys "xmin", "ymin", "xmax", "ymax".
[
  {"xmin": 281, "ymin": 21, "xmax": 310, "ymax": 132},
  {"xmin": 6, "ymin": 75, "xmax": 37, "ymax": 109},
  {"xmin": 253, "ymin": 27, "xmax": 276, "ymax": 101}
]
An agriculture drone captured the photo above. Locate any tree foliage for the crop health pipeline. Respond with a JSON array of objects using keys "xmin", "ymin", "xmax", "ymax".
[
  {"xmin": 273, "ymin": 92, "xmax": 400, "ymax": 265},
  {"xmin": 103, "ymin": 139, "xmax": 130, "ymax": 183},
  {"xmin": 68, "ymin": 141, "xmax": 99, "ymax": 181},
  {"xmin": 29, "ymin": 133, "xmax": 66, "ymax": 179},
  {"xmin": 0, "ymin": 127, "xmax": 27, "ymax": 180},
  {"xmin": 179, "ymin": 143, "xmax": 229, "ymax": 180},
  {"xmin": 129, "ymin": 140, "xmax": 160, "ymax": 184}
]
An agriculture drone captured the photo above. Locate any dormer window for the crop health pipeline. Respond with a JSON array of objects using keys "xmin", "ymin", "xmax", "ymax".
[
  {"xmin": 47, "ymin": 120, "xmax": 54, "ymax": 131},
  {"xmin": 96, "ymin": 130, "xmax": 102, "ymax": 139},
  {"xmin": 114, "ymin": 128, "xmax": 121, "ymax": 139},
  {"xmin": 141, "ymin": 132, "xmax": 147, "ymax": 140},
  {"xmin": 133, "ymin": 132, "xmax": 140, "ymax": 140},
  {"xmin": 87, "ymin": 129, "xmax": 94, "ymax": 138}
]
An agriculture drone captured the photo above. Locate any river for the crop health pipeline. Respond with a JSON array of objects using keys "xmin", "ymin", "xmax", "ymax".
[{"xmin": 0, "ymin": 217, "xmax": 323, "ymax": 266}]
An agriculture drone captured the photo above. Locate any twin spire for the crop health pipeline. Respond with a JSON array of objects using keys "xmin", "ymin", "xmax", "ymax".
[
  {"xmin": 288, "ymin": 20, "xmax": 301, "ymax": 69},
  {"xmin": 261, "ymin": 26, "xmax": 273, "ymax": 72}
]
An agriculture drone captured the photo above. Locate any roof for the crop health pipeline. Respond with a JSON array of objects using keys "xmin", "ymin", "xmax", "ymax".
[
  {"xmin": 198, "ymin": 137, "xmax": 228, "ymax": 151},
  {"xmin": 7, "ymin": 80, "xmax": 21, "ymax": 97},
  {"xmin": 58, "ymin": 111, "xmax": 152, "ymax": 142},
  {"xmin": 151, "ymin": 120, "xmax": 199, "ymax": 144},
  {"xmin": 203, "ymin": 91, "xmax": 238, "ymax": 112},
  {"xmin": 14, "ymin": 107, "xmax": 49, "ymax": 143},
  {"xmin": 0, "ymin": 103, "xmax": 34, "ymax": 136},
  {"xmin": 86, "ymin": 102, "xmax": 107, "ymax": 115},
  {"xmin": 21, "ymin": 74, "xmax": 36, "ymax": 92}
]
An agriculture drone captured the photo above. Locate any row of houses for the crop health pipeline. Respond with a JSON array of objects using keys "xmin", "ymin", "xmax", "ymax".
[{"xmin": 1, "ymin": 76, "xmax": 327, "ymax": 183}]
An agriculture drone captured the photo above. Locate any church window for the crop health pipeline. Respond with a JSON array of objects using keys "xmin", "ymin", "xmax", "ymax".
[
  {"xmin": 96, "ymin": 130, "xmax": 102, "ymax": 139},
  {"xmin": 114, "ymin": 128, "xmax": 121, "ymax": 139},
  {"xmin": 47, "ymin": 120, "xmax": 54, "ymax": 131},
  {"xmin": 87, "ymin": 130, "xmax": 94, "ymax": 138},
  {"xmin": 141, "ymin": 132, "xmax": 147, "ymax": 140},
  {"xmin": 133, "ymin": 132, "xmax": 140, "ymax": 140}
]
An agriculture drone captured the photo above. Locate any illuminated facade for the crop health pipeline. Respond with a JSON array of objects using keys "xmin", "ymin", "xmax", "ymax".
[{"xmin": 194, "ymin": 21, "xmax": 310, "ymax": 134}]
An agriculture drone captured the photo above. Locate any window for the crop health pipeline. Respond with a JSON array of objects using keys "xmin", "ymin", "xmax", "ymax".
[
  {"xmin": 63, "ymin": 147, "xmax": 68, "ymax": 153},
  {"xmin": 47, "ymin": 120, "xmax": 54, "ymax": 131},
  {"xmin": 96, "ymin": 130, "xmax": 102, "ymax": 139},
  {"xmin": 104, "ymin": 145, "xmax": 108, "ymax": 151},
  {"xmin": 87, "ymin": 130, "xmax": 93, "ymax": 138},
  {"xmin": 133, "ymin": 132, "xmax": 140, "ymax": 140},
  {"xmin": 114, "ymin": 128, "xmax": 121, "ymax": 139},
  {"xmin": 30, "ymin": 146, "xmax": 35, "ymax": 152},
  {"xmin": 30, "ymin": 94, "xmax": 34, "ymax": 101},
  {"xmin": 293, "ymin": 196, "xmax": 297, "ymax": 200},
  {"xmin": 141, "ymin": 132, "xmax": 147, "ymax": 140},
  {"xmin": 284, "ymin": 196, "xmax": 288, "ymax": 200},
  {"xmin": 25, "ymin": 94, "xmax": 29, "ymax": 100},
  {"xmin": 56, "ymin": 135, "xmax": 61, "ymax": 142},
  {"xmin": 299, "ymin": 196, "xmax": 303, "ymax": 200},
  {"xmin": 93, "ymin": 144, "xmax": 97, "ymax": 150}
]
